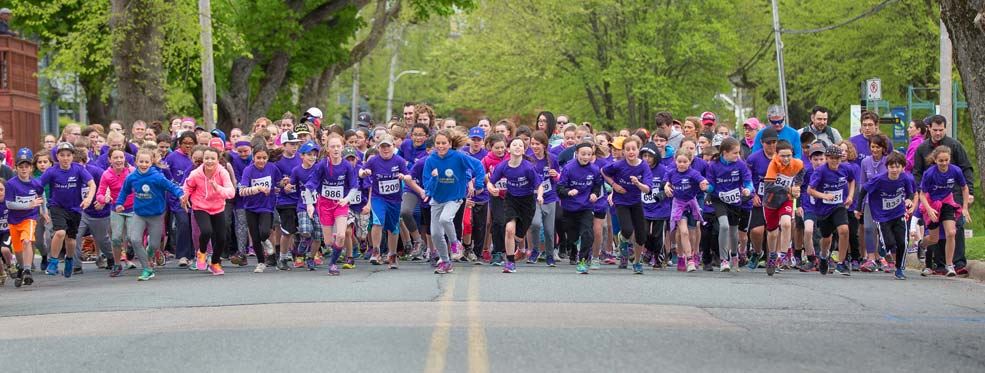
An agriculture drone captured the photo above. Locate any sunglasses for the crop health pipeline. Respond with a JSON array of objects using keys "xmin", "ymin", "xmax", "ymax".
[{"xmin": 769, "ymin": 119, "xmax": 784, "ymax": 125}]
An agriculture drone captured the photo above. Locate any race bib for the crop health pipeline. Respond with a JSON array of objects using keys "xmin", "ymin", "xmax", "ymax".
[
  {"xmin": 321, "ymin": 184, "xmax": 344, "ymax": 200},
  {"xmin": 0, "ymin": 217, "xmax": 8, "ymax": 231},
  {"xmin": 641, "ymin": 191, "xmax": 657, "ymax": 204},
  {"xmin": 350, "ymin": 190, "xmax": 363, "ymax": 205},
  {"xmin": 541, "ymin": 180, "xmax": 552, "ymax": 193},
  {"xmin": 823, "ymin": 189, "xmax": 843, "ymax": 205},
  {"xmin": 776, "ymin": 174, "xmax": 795, "ymax": 188},
  {"xmin": 757, "ymin": 182, "xmax": 765, "ymax": 196},
  {"xmin": 301, "ymin": 190, "xmax": 317, "ymax": 205},
  {"xmin": 719, "ymin": 189, "xmax": 741, "ymax": 205},
  {"xmin": 378, "ymin": 179, "xmax": 400, "ymax": 195},
  {"xmin": 495, "ymin": 179, "xmax": 507, "ymax": 190},
  {"xmin": 882, "ymin": 195, "xmax": 902, "ymax": 210},
  {"xmin": 251, "ymin": 176, "xmax": 272, "ymax": 190}
]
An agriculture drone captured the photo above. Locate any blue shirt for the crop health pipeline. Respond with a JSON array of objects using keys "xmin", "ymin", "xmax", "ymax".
[{"xmin": 751, "ymin": 125, "xmax": 803, "ymax": 159}]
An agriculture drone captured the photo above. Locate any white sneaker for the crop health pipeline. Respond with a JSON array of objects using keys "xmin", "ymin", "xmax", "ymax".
[
  {"xmin": 945, "ymin": 265, "xmax": 957, "ymax": 277},
  {"xmin": 263, "ymin": 240, "xmax": 275, "ymax": 256},
  {"xmin": 590, "ymin": 258, "xmax": 601, "ymax": 270},
  {"xmin": 720, "ymin": 260, "xmax": 731, "ymax": 272},
  {"xmin": 254, "ymin": 263, "xmax": 266, "ymax": 273},
  {"xmin": 177, "ymin": 257, "xmax": 189, "ymax": 268},
  {"xmin": 686, "ymin": 262, "xmax": 696, "ymax": 272}
]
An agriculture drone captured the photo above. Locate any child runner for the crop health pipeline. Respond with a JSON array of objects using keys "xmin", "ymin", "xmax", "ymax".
[
  {"xmin": 181, "ymin": 147, "xmax": 236, "ymax": 275},
  {"xmin": 361, "ymin": 134, "xmax": 422, "ymax": 269},
  {"xmin": 487, "ymin": 137, "xmax": 540, "ymax": 274},
  {"xmin": 292, "ymin": 141, "xmax": 322, "ymax": 270},
  {"xmin": 6, "ymin": 149, "xmax": 44, "ymax": 287},
  {"xmin": 639, "ymin": 141, "xmax": 669, "ymax": 270},
  {"xmin": 96, "ymin": 148, "xmax": 134, "ymax": 277},
  {"xmin": 557, "ymin": 143, "xmax": 602, "ymax": 274},
  {"xmin": 304, "ymin": 134, "xmax": 359, "ymax": 276},
  {"xmin": 481, "ymin": 134, "xmax": 509, "ymax": 266},
  {"xmin": 591, "ymin": 135, "xmax": 615, "ymax": 270},
  {"xmin": 858, "ymin": 134, "xmax": 890, "ymax": 272},
  {"xmin": 74, "ymin": 141, "xmax": 112, "ymax": 274},
  {"xmin": 745, "ymin": 128, "xmax": 779, "ymax": 270},
  {"xmin": 601, "ymin": 136, "xmax": 653, "ymax": 274},
  {"xmin": 856, "ymin": 152, "xmax": 917, "ymax": 279},
  {"xmin": 116, "ymin": 149, "xmax": 185, "ymax": 281},
  {"xmin": 274, "ymin": 131, "xmax": 303, "ymax": 270},
  {"xmin": 705, "ymin": 138, "xmax": 753, "ymax": 272},
  {"xmin": 761, "ymin": 140, "xmax": 804, "ymax": 276},
  {"xmin": 464, "ymin": 127, "xmax": 489, "ymax": 263},
  {"xmin": 424, "ymin": 129, "xmax": 485, "ymax": 274},
  {"xmin": 807, "ymin": 145, "xmax": 856, "ymax": 276},
  {"xmin": 347, "ymin": 147, "xmax": 372, "ymax": 266},
  {"xmin": 662, "ymin": 149, "xmax": 709, "ymax": 273},
  {"xmin": 228, "ymin": 138, "xmax": 253, "ymax": 266},
  {"xmin": 41, "ymin": 142, "xmax": 95, "ymax": 277},
  {"xmin": 797, "ymin": 143, "xmax": 826, "ymax": 272},
  {"xmin": 528, "ymin": 131, "xmax": 560, "ymax": 266},
  {"xmin": 918, "ymin": 146, "xmax": 971, "ymax": 277},
  {"xmin": 240, "ymin": 144, "xmax": 282, "ymax": 273}
]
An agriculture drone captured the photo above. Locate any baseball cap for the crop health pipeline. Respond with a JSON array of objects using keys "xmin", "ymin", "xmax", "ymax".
[
  {"xmin": 306, "ymin": 107, "xmax": 323, "ymax": 119},
  {"xmin": 767, "ymin": 104, "xmax": 785, "ymax": 119},
  {"xmin": 701, "ymin": 111, "xmax": 717, "ymax": 125},
  {"xmin": 0, "ymin": 9, "xmax": 12, "ymax": 15},
  {"xmin": 825, "ymin": 145, "xmax": 844, "ymax": 158},
  {"xmin": 357, "ymin": 112, "xmax": 372, "ymax": 127},
  {"xmin": 612, "ymin": 136, "xmax": 626, "ymax": 150},
  {"xmin": 809, "ymin": 143, "xmax": 826, "ymax": 156},
  {"xmin": 208, "ymin": 138, "xmax": 225, "ymax": 151},
  {"xmin": 342, "ymin": 146, "xmax": 358, "ymax": 159},
  {"xmin": 279, "ymin": 131, "xmax": 301, "ymax": 144},
  {"xmin": 760, "ymin": 127, "xmax": 779, "ymax": 142},
  {"xmin": 640, "ymin": 142, "xmax": 658, "ymax": 157},
  {"xmin": 15, "ymin": 147, "xmax": 33, "ymax": 165},
  {"xmin": 468, "ymin": 127, "xmax": 485, "ymax": 140},
  {"xmin": 743, "ymin": 117, "xmax": 762, "ymax": 130},
  {"xmin": 55, "ymin": 142, "xmax": 75, "ymax": 154},
  {"xmin": 293, "ymin": 122, "xmax": 310, "ymax": 135},
  {"xmin": 195, "ymin": 126, "xmax": 206, "ymax": 132},
  {"xmin": 210, "ymin": 128, "xmax": 227, "ymax": 142},
  {"xmin": 299, "ymin": 141, "xmax": 319, "ymax": 154},
  {"xmin": 377, "ymin": 134, "xmax": 395, "ymax": 147}
]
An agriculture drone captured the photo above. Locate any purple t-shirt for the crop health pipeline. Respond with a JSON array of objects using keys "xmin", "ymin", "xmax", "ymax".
[
  {"xmin": 83, "ymin": 163, "xmax": 110, "ymax": 218},
  {"xmin": 809, "ymin": 163, "xmax": 855, "ymax": 217},
  {"xmin": 801, "ymin": 163, "xmax": 817, "ymax": 213},
  {"xmin": 842, "ymin": 161, "xmax": 862, "ymax": 212},
  {"xmin": 920, "ymin": 164, "xmax": 967, "ymax": 201},
  {"xmin": 557, "ymin": 160, "xmax": 601, "ymax": 212},
  {"xmin": 290, "ymin": 162, "xmax": 317, "ymax": 211},
  {"xmin": 602, "ymin": 159, "xmax": 653, "ymax": 207},
  {"xmin": 94, "ymin": 145, "xmax": 135, "ymax": 170},
  {"xmin": 466, "ymin": 148, "xmax": 490, "ymax": 204},
  {"xmin": 746, "ymin": 150, "xmax": 772, "ymax": 197},
  {"xmin": 642, "ymin": 160, "xmax": 670, "ymax": 220},
  {"xmin": 230, "ymin": 155, "xmax": 252, "ymax": 209},
  {"xmin": 490, "ymin": 159, "xmax": 542, "ymax": 197},
  {"xmin": 39, "ymin": 163, "xmax": 93, "ymax": 213},
  {"xmin": 274, "ymin": 153, "xmax": 301, "ymax": 207},
  {"xmin": 531, "ymin": 154, "xmax": 560, "ymax": 204},
  {"xmin": 162, "ymin": 150, "xmax": 195, "ymax": 212},
  {"xmin": 238, "ymin": 163, "xmax": 282, "ymax": 213},
  {"xmin": 304, "ymin": 159, "xmax": 358, "ymax": 203},
  {"xmin": 862, "ymin": 172, "xmax": 915, "ymax": 222},
  {"xmin": 592, "ymin": 155, "xmax": 614, "ymax": 213},
  {"xmin": 706, "ymin": 158, "xmax": 752, "ymax": 207},
  {"xmin": 363, "ymin": 154, "xmax": 409, "ymax": 204},
  {"xmin": 849, "ymin": 134, "xmax": 894, "ymax": 159},
  {"xmin": 4, "ymin": 177, "xmax": 44, "ymax": 225},
  {"xmin": 549, "ymin": 144, "xmax": 566, "ymax": 158},
  {"xmin": 665, "ymin": 167, "xmax": 706, "ymax": 202}
]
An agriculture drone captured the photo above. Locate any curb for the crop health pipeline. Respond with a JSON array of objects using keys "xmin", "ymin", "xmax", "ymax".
[{"xmin": 905, "ymin": 254, "xmax": 985, "ymax": 281}]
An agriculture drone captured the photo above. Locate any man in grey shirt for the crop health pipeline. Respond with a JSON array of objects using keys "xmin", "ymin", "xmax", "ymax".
[{"xmin": 798, "ymin": 105, "xmax": 842, "ymax": 147}]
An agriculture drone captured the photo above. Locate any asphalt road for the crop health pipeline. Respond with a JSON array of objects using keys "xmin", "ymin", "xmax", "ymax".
[{"xmin": 1, "ymin": 259, "xmax": 984, "ymax": 372}]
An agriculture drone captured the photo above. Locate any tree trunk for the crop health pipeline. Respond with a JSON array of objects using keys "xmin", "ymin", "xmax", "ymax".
[
  {"xmin": 940, "ymin": 0, "xmax": 985, "ymax": 190},
  {"xmin": 300, "ymin": 66, "xmax": 338, "ymax": 112},
  {"xmin": 110, "ymin": 0, "xmax": 166, "ymax": 128},
  {"xmin": 217, "ymin": 57, "xmax": 256, "ymax": 132}
]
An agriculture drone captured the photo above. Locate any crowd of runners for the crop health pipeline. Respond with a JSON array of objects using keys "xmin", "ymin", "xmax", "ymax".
[{"xmin": 0, "ymin": 102, "xmax": 975, "ymax": 286}]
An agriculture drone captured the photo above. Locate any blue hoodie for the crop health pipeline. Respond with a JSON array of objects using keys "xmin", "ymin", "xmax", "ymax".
[
  {"xmin": 423, "ymin": 149, "xmax": 485, "ymax": 203},
  {"xmin": 117, "ymin": 166, "xmax": 184, "ymax": 217}
]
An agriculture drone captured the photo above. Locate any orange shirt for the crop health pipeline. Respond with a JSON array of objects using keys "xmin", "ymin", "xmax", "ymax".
[{"xmin": 764, "ymin": 156, "xmax": 804, "ymax": 188}]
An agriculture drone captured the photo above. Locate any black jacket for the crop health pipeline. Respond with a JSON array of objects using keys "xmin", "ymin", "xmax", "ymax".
[{"xmin": 912, "ymin": 136, "xmax": 975, "ymax": 199}]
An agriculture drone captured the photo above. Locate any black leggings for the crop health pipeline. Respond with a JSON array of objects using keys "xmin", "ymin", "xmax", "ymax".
[
  {"xmin": 194, "ymin": 210, "xmax": 227, "ymax": 265},
  {"xmin": 878, "ymin": 217, "xmax": 907, "ymax": 269},
  {"xmin": 470, "ymin": 202, "xmax": 488, "ymax": 256},
  {"xmin": 615, "ymin": 204, "xmax": 647, "ymax": 246},
  {"xmin": 644, "ymin": 219, "xmax": 666, "ymax": 259},
  {"xmin": 847, "ymin": 213, "xmax": 861, "ymax": 261},
  {"xmin": 245, "ymin": 211, "xmax": 272, "ymax": 263},
  {"xmin": 563, "ymin": 210, "xmax": 594, "ymax": 261},
  {"xmin": 489, "ymin": 197, "xmax": 506, "ymax": 254},
  {"xmin": 700, "ymin": 212, "xmax": 718, "ymax": 265}
]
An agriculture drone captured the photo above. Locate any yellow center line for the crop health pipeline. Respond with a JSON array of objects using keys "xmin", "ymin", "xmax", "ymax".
[
  {"xmin": 424, "ymin": 275, "xmax": 456, "ymax": 373},
  {"xmin": 467, "ymin": 268, "xmax": 489, "ymax": 373}
]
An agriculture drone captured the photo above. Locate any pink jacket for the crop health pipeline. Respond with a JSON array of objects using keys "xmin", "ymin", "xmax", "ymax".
[
  {"xmin": 919, "ymin": 193, "xmax": 963, "ymax": 224},
  {"xmin": 905, "ymin": 133, "xmax": 923, "ymax": 172},
  {"xmin": 182, "ymin": 164, "xmax": 235, "ymax": 215},
  {"xmin": 97, "ymin": 165, "xmax": 135, "ymax": 211}
]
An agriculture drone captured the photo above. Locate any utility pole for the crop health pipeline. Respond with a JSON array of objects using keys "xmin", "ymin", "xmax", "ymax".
[
  {"xmin": 939, "ymin": 17, "xmax": 954, "ymax": 138},
  {"xmin": 199, "ymin": 0, "xmax": 216, "ymax": 130},
  {"xmin": 384, "ymin": 27, "xmax": 402, "ymax": 122},
  {"xmin": 770, "ymin": 0, "xmax": 788, "ymax": 118},
  {"xmin": 351, "ymin": 63, "xmax": 360, "ymax": 130}
]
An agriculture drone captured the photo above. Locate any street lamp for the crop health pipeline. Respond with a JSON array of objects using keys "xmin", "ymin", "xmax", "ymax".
[{"xmin": 385, "ymin": 70, "xmax": 426, "ymax": 122}]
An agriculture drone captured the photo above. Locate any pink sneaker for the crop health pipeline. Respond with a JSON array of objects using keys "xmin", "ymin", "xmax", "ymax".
[
  {"xmin": 677, "ymin": 257, "xmax": 686, "ymax": 272},
  {"xmin": 860, "ymin": 260, "xmax": 877, "ymax": 273},
  {"xmin": 196, "ymin": 252, "xmax": 207, "ymax": 271}
]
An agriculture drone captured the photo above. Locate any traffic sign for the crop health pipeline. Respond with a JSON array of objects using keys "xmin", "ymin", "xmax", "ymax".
[{"xmin": 866, "ymin": 78, "xmax": 882, "ymax": 101}]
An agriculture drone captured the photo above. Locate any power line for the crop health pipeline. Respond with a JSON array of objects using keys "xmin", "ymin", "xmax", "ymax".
[{"xmin": 782, "ymin": 0, "xmax": 899, "ymax": 35}]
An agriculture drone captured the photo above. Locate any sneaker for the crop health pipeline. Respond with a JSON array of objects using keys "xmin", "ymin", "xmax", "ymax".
[
  {"xmin": 720, "ymin": 260, "xmax": 731, "ymax": 272},
  {"xmin": 126, "ymin": 260, "xmax": 137, "ymax": 269},
  {"xmin": 502, "ymin": 261, "xmax": 516, "ymax": 273},
  {"xmin": 294, "ymin": 257, "xmax": 305, "ymax": 268},
  {"xmin": 466, "ymin": 252, "xmax": 478, "ymax": 263},
  {"xmin": 677, "ymin": 257, "xmax": 686, "ymax": 272},
  {"xmin": 63, "ymin": 258, "xmax": 74, "ymax": 278},
  {"xmin": 830, "ymin": 252, "xmax": 840, "ymax": 263},
  {"xmin": 491, "ymin": 253, "xmax": 504, "ymax": 266},
  {"xmin": 860, "ymin": 260, "xmax": 876, "ymax": 273},
  {"xmin": 305, "ymin": 256, "xmax": 316, "ymax": 271},
  {"xmin": 850, "ymin": 260, "xmax": 860, "ymax": 272},
  {"xmin": 702, "ymin": 262, "xmax": 714, "ymax": 272},
  {"xmin": 894, "ymin": 268, "xmax": 906, "ymax": 280},
  {"xmin": 342, "ymin": 257, "xmax": 355, "ymax": 269},
  {"xmin": 44, "ymin": 258, "xmax": 58, "ymax": 276},
  {"xmin": 685, "ymin": 262, "xmax": 696, "ymax": 272},
  {"xmin": 137, "ymin": 268, "xmax": 155, "ymax": 281},
  {"xmin": 21, "ymin": 270, "xmax": 32, "ymax": 286},
  {"xmin": 526, "ymin": 249, "xmax": 540, "ymax": 264},
  {"xmin": 253, "ymin": 263, "xmax": 266, "ymax": 273},
  {"xmin": 546, "ymin": 254, "xmax": 556, "ymax": 267},
  {"xmin": 746, "ymin": 252, "xmax": 760, "ymax": 271},
  {"xmin": 388, "ymin": 254, "xmax": 399, "ymax": 270},
  {"xmin": 633, "ymin": 262, "xmax": 643, "ymax": 274},
  {"xmin": 738, "ymin": 254, "xmax": 749, "ymax": 268},
  {"xmin": 481, "ymin": 250, "xmax": 492, "ymax": 263},
  {"xmin": 590, "ymin": 258, "xmax": 601, "ymax": 270},
  {"xmin": 835, "ymin": 262, "xmax": 851, "ymax": 276},
  {"xmin": 177, "ymin": 257, "xmax": 189, "ymax": 268},
  {"xmin": 369, "ymin": 255, "xmax": 381, "ymax": 265},
  {"xmin": 884, "ymin": 262, "xmax": 897, "ymax": 273},
  {"xmin": 314, "ymin": 254, "xmax": 324, "ymax": 266},
  {"xmin": 920, "ymin": 268, "xmax": 932, "ymax": 277},
  {"xmin": 109, "ymin": 264, "xmax": 123, "ymax": 277},
  {"xmin": 945, "ymin": 265, "xmax": 957, "ymax": 277},
  {"xmin": 96, "ymin": 255, "xmax": 108, "ymax": 269},
  {"xmin": 956, "ymin": 267, "xmax": 969, "ymax": 277},
  {"xmin": 196, "ymin": 252, "xmax": 208, "ymax": 271},
  {"xmin": 766, "ymin": 258, "xmax": 776, "ymax": 277},
  {"xmin": 799, "ymin": 260, "xmax": 817, "ymax": 272},
  {"xmin": 328, "ymin": 264, "xmax": 341, "ymax": 276},
  {"xmin": 12, "ymin": 268, "xmax": 22, "ymax": 288},
  {"xmin": 818, "ymin": 257, "xmax": 829, "ymax": 276},
  {"xmin": 877, "ymin": 257, "xmax": 890, "ymax": 271},
  {"xmin": 277, "ymin": 257, "xmax": 290, "ymax": 271},
  {"xmin": 434, "ymin": 260, "xmax": 453, "ymax": 274},
  {"xmin": 229, "ymin": 254, "xmax": 245, "ymax": 266},
  {"xmin": 451, "ymin": 243, "xmax": 464, "ymax": 262},
  {"xmin": 576, "ymin": 260, "xmax": 588, "ymax": 274},
  {"xmin": 209, "ymin": 263, "xmax": 225, "ymax": 276}
]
